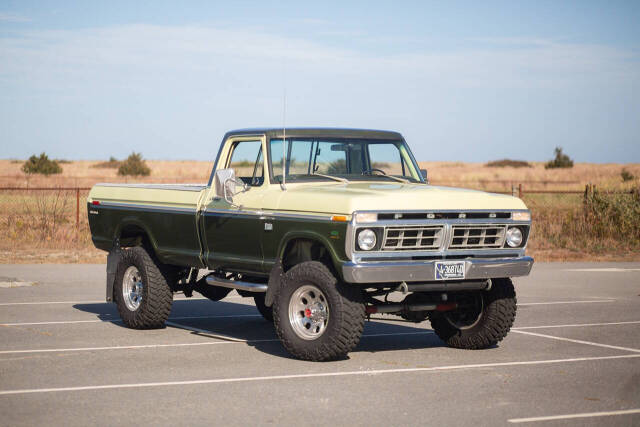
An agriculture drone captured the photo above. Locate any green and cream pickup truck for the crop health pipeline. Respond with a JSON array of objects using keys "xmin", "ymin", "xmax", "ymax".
[{"xmin": 88, "ymin": 128, "xmax": 533, "ymax": 361}]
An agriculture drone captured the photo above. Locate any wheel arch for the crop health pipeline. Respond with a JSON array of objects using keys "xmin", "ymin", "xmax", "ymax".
[
  {"xmin": 114, "ymin": 219, "xmax": 159, "ymax": 254},
  {"xmin": 277, "ymin": 232, "xmax": 343, "ymax": 277}
]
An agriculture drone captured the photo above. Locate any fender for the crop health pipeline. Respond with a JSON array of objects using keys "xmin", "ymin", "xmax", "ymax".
[
  {"xmin": 275, "ymin": 229, "xmax": 347, "ymax": 276},
  {"xmin": 114, "ymin": 218, "xmax": 159, "ymax": 254},
  {"xmin": 264, "ymin": 231, "xmax": 346, "ymax": 307}
]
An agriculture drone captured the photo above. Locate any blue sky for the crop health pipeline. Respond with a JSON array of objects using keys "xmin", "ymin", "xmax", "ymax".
[{"xmin": 1, "ymin": 1, "xmax": 639, "ymax": 162}]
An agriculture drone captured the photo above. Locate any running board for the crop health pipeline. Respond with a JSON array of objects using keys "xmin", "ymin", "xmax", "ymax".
[{"xmin": 205, "ymin": 275, "xmax": 268, "ymax": 293}]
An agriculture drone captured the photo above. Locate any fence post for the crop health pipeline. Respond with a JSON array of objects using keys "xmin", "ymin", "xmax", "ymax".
[
  {"xmin": 76, "ymin": 188, "xmax": 79, "ymax": 231},
  {"xmin": 518, "ymin": 183, "xmax": 522, "ymax": 198}
]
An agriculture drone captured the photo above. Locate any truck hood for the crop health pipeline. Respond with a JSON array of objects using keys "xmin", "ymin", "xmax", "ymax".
[{"xmin": 265, "ymin": 182, "xmax": 527, "ymax": 214}]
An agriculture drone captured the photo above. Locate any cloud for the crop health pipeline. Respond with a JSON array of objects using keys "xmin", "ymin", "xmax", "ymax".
[
  {"xmin": 0, "ymin": 12, "xmax": 31, "ymax": 23},
  {"xmin": 0, "ymin": 24, "xmax": 638, "ymax": 161},
  {"xmin": 1, "ymin": 24, "xmax": 636, "ymax": 92}
]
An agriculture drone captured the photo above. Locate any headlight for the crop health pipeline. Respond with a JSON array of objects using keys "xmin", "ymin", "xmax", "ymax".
[
  {"xmin": 512, "ymin": 211, "xmax": 531, "ymax": 221},
  {"xmin": 357, "ymin": 229, "xmax": 377, "ymax": 251},
  {"xmin": 505, "ymin": 227, "xmax": 523, "ymax": 247}
]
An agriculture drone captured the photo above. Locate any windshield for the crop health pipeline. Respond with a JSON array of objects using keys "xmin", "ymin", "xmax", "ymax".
[{"xmin": 268, "ymin": 138, "xmax": 423, "ymax": 183}]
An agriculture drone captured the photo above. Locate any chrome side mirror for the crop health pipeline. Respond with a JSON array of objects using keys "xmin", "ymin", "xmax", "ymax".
[
  {"xmin": 420, "ymin": 168, "xmax": 429, "ymax": 183},
  {"xmin": 214, "ymin": 168, "xmax": 247, "ymax": 204}
]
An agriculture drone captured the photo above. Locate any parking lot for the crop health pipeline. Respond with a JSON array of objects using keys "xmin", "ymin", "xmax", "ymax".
[{"xmin": 0, "ymin": 262, "xmax": 638, "ymax": 426}]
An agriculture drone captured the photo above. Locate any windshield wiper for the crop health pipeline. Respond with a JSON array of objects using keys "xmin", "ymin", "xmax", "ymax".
[
  {"xmin": 310, "ymin": 173, "xmax": 349, "ymax": 183},
  {"xmin": 368, "ymin": 174, "xmax": 410, "ymax": 184}
]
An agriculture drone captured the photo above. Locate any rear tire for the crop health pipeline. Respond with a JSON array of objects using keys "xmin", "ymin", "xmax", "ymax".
[
  {"xmin": 429, "ymin": 278, "xmax": 517, "ymax": 349},
  {"xmin": 273, "ymin": 261, "xmax": 365, "ymax": 361},
  {"xmin": 114, "ymin": 246, "xmax": 173, "ymax": 329}
]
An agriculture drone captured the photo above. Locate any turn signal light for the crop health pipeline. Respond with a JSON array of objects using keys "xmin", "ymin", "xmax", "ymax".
[{"xmin": 331, "ymin": 215, "xmax": 348, "ymax": 222}]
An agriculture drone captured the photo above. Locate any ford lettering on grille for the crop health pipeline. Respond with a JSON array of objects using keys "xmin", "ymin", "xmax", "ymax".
[{"xmin": 434, "ymin": 261, "xmax": 466, "ymax": 280}]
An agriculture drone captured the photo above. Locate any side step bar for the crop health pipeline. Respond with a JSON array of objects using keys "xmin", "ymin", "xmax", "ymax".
[{"xmin": 205, "ymin": 275, "xmax": 267, "ymax": 293}]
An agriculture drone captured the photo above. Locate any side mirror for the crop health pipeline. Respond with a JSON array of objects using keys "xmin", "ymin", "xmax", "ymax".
[
  {"xmin": 420, "ymin": 168, "xmax": 429, "ymax": 183},
  {"xmin": 214, "ymin": 168, "xmax": 237, "ymax": 204}
]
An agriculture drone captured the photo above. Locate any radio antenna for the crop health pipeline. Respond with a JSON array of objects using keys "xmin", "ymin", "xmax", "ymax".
[{"xmin": 280, "ymin": 89, "xmax": 287, "ymax": 191}]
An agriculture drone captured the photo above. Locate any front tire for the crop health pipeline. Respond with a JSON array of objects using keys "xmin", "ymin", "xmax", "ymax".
[
  {"xmin": 429, "ymin": 278, "xmax": 517, "ymax": 349},
  {"xmin": 273, "ymin": 261, "xmax": 365, "ymax": 361},
  {"xmin": 114, "ymin": 246, "xmax": 173, "ymax": 329}
]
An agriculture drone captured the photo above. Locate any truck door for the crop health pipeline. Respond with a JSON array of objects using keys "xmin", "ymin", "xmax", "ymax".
[{"xmin": 202, "ymin": 138, "xmax": 266, "ymax": 273}]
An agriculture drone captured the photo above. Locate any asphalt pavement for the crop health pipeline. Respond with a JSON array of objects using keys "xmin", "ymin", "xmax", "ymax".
[{"xmin": 0, "ymin": 262, "xmax": 639, "ymax": 426}]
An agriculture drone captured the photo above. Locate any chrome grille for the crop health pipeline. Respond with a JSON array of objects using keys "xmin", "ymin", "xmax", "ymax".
[
  {"xmin": 382, "ymin": 226, "xmax": 444, "ymax": 251},
  {"xmin": 449, "ymin": 225, "xmax": 506, "ymax": 249}
]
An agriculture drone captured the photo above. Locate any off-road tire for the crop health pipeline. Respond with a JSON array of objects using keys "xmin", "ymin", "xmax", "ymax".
[
  {"xmin": 273, "ymin": 261, "xmax": 365, "ymax": 361},
  {"xmin": 253, "ymin": 294, "xmax": 273, "ymax": 322},
  {"xmin": 429, "ymin": 278, "xmax": 517, "ymax": 349},
  {"xmin": 114, "ymin": 246, "xmax": 173, "ymax": 329}
]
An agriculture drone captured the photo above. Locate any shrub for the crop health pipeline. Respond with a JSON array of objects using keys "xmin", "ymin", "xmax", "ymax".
[
  {"xmin": 21, "ymin": 153, "xmax": 62, "ymax": 175},
  {"xmin": 486, "ymin": 159, "xmax": 531, "ymax": 168},
  {"xmin": 583, "ymin": 188, "xmax": 640, "ymax": 239},
  {"xmin": 92, "ymin": 156, "xmax": 121, "ymax": 169},
  {"xmin": 117, "ymin": 152, "xmax": 151, "ymax": 176},
  {"xmin": 621, "ymin": 169, "xmax": 635, "ymax": 182},
  {"xmin": 545, "ymin": 147, "xmax": 574, "ymax": 169}
]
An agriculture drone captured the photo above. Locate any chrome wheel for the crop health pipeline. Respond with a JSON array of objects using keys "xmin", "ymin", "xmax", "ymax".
[
  {"xmin": 122, "ymin": 266, "xmax": 144, "ymax": 311},
  {"xmin": 288, "ymin": 284, "xmax": 329, "ymax": 340},
  {"xmin": 444, "ymin": 293, "xmax": 484, "ymax": 330}
]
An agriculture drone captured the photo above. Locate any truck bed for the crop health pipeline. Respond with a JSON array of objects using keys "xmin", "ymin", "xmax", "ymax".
[{"xmin": 88, "ymin": 183, "xmax": 208, "ymax": 267}]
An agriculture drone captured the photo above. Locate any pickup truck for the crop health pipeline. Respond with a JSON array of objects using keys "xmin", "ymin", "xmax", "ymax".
[{"xmin": 88, "ymin": 128, "xmax": 533, "ymax": 361}]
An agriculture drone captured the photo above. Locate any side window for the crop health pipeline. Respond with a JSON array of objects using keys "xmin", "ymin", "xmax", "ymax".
[{"xmin": 228, "ymin": 140, "xmax": 264, "ymax": 186}]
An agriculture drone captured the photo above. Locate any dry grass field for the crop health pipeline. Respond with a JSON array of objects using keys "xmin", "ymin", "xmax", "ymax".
[{"xmin": 1, "ymin": 159, "xmax": 639, "ymax": 263}]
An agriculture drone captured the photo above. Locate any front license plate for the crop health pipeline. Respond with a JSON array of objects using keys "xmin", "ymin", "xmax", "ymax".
[{"xmin": 434, "ymin": 261, "xmax": 466, "ymax": 280}]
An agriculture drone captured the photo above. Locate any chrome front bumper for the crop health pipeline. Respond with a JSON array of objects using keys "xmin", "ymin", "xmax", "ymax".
[{"xmin": 342, "ymin": 256, "xmax": 534, "ymax": 284}]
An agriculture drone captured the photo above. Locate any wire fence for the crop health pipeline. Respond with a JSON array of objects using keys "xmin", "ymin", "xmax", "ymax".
[
  {"xmin": 0, "ymin": 183, "xmax": 635, "ymax": 241},
  {"xmin": 0, "ymin": 187, "xmax": 92, "ymax": 252}
]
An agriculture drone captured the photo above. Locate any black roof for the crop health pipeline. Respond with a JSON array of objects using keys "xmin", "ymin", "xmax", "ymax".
[{"xmin": 224, "ymin": 127, "xmax": 403, "ymax": 140}]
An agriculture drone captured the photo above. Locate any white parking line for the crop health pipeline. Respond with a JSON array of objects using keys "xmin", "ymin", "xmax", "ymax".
[
  {"xmin": 514, "ymin": 320, "xmax": 640, "ymax": 330},
  {"xmin": 0, "ymin": 295, "xmax": 244, "ymax": 306},
  {"xmin": 511, "ymin": 330, "xmax": 640, "ymax": 353},
  {"xmin": 565, "ymin": 268, "xmax": 640, "ymax": 272},
  {"xmin": 0, "ymin": 330, "xmax": 434, "ymax": 355},
  {"xmin": 0, "ymin": 354, "xmax": 637, "ymax": 396},
  {"xmin": 0, "ymin": 314, "xmax": 261, "ymax": 327},
  {"xmin": 0, "ymin": 297, "xmax": 615, "ymax": 307},
  {"xmin": 0, "ymin": 300, "xmax": 105, "ymax": 306},
  {"xmin": 518, "ymin": 300, "xmax": 614, "ymax": 306},
  {"xmin": 508, "ymin": 408, "xmax": 640, "ymax": 423}
]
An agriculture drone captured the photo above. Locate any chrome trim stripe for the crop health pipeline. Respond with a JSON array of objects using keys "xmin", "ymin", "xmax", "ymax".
[
  {"xmin": 342, "ymin": 256, "xmax": 534, "ymax": 283},
  {"xmin": 97, "ymin": 201, "xmax": 196, "ymax": 213},
  {"xmin": 350, "ymin": 248, "xmax": 526, "ymax": 262},
  {"xmin": 355, "ymin": 208, "xmax": 528, "ymax": 215},
  {"xmin": 203, "ymin": 208, "xmax": 337, "ymax": 222},
  {"xmin": 94, "ymin": 183, "xmax": 207, "ymax": 192}
]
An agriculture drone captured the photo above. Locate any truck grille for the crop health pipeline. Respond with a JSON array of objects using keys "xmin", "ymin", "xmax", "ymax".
[
  {"xmin": 382, "ymin": 226, "xmax": 444, "ymax": 251},
  {"xmin": 449, "ymin": 225, "xmax": 506, "ymax": 249}
]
